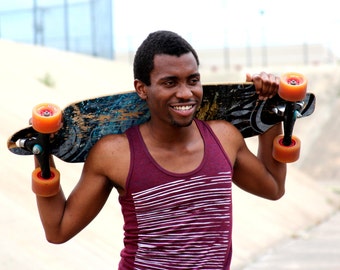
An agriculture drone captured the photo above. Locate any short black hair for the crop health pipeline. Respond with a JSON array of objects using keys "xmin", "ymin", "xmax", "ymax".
[{"xmin": 133, "ymin": 30, "xmax": 200, "ymax": 86}]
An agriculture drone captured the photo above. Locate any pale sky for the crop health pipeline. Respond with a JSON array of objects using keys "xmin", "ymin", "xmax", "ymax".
[
  {"xmin": 1, "ymin": 0, "xmax": 339, "ymax": 56},
  {"xmin": 113, "ymin": 0, "xmax": 340, "ymax": 56}
]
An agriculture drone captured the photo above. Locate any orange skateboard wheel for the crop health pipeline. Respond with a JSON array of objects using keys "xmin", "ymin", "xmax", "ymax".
[
  {"xmin": 279, "ymin": 72, "xmax": 307, "ymax": 102},
  {"xmin": 32, "ymin": 103, "xmax": 62, "ymax": 134},
  {"xmin": 272, "ymin": 134, "xmax": 301, "ymax": 163},
  {"xmin": 32, "ymin": 167, "xmax": 60, "ymax": 197}
]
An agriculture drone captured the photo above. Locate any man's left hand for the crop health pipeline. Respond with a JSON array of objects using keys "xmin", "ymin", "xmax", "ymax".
[{"xmin": 246, "ymin": 72, "xmax": 280, "ymax": 100}]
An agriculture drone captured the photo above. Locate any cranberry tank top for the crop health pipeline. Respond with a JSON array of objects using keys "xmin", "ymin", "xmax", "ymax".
[{"xmin": 119, "ymin": 119, "xmax": 233, "ymax": 269}]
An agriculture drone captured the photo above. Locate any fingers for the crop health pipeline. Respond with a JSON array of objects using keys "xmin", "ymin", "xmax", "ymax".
[
  {"xmin": 246, "ymin": 73, "xmax": 253, "ymax": 82},
  {"xmin": 248, "ymin": 72, "xmax": 280, "ymax": 100}
]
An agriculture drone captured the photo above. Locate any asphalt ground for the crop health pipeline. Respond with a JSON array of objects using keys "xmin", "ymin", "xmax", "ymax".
[{"xmin": 243, "ymin": 210, "xmax": 340, "ymax": 270}]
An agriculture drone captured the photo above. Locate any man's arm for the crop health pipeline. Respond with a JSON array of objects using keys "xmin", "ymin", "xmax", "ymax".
[
  {"xmin": 231, "ymin": 72, "xmax": 287, "ymax": 199},
  {"xmin": 232, "ymin": 123, "xmax": 287, "ymax": 200},
  {"xmin": 33, "ymin": 134, "xmax": 127, "ymax": 243}
]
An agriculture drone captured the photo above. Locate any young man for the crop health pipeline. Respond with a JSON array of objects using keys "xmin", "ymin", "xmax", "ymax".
[{"xmin": 34, "ymin": 30, "xmax": 286, "ymax": 269}]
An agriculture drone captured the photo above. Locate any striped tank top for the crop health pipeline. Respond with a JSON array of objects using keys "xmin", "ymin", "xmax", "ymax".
[{"xmin": 119, "ymin": 119, "xmax": 233, "ymax": 269}]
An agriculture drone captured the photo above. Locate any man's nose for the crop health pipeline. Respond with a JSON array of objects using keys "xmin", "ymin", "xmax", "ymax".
[{"xmin": 176, "ymin": 84, "xmax": 193, "ymax": 99}]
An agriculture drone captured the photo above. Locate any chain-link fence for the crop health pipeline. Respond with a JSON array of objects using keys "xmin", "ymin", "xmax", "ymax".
[{"xmin": 0, "ymin": 0, "xmax": 113, "ymax": 59}]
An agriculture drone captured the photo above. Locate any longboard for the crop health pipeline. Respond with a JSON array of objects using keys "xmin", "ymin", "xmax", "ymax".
[{"xmin": 8, "ymin": 82, "xmax": 315, "ymax": 163}]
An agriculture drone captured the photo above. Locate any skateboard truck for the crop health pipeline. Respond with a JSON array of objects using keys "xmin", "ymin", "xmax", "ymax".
[
  {"xmin": 17, "ymin": 134, "xmax": 52, "ymax": 179},
  {"xmin": 272, "ymin": 72, "xmax": 307, "ymax": 163},
  {"xmin": 27, "ymin": 103, "xmax": 62, "ymax": 197},
  {"xmin": 282, "ymin": 101, "xmax": 298, "ymax": 146}
]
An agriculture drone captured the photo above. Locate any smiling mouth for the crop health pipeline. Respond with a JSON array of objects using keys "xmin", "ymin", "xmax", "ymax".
[{"xmin": 172, "ymin": 105, "xmax": 194, "ymax": 111}]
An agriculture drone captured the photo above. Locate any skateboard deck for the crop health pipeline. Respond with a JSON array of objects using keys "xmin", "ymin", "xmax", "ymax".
[{"xmin": 8, "ymin": 83, "xmax": 315, "ymax": 163}]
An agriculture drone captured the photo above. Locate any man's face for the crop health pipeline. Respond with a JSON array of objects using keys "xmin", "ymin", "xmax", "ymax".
[{"xmin": 145, "ymin": 52, "xmax": 202, "ymax": 128}]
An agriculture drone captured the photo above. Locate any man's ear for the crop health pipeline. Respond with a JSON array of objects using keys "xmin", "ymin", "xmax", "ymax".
[{"xmin": 134, "ymin": 79, "xmax": 148, "ymax": 100}]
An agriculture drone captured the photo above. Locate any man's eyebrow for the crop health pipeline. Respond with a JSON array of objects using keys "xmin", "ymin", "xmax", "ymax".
[
  {"xmin": 159, "ymin": 75, "xmax": 178, "ymax": 81},
  {"xmin": 159, "ymin": 73, "xmax": 200, "ymax": 82},
  {"xmin": 190, "ymin": 72, "xmax": 200, "ymax": 78}
]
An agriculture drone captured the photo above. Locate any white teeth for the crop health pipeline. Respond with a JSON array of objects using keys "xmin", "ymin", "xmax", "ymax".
[{"xmin": 173, "ymin": 105, "xmax": 193, "ymax": 111}]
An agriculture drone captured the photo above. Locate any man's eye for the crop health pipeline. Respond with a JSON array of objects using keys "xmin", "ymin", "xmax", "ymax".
[
  {"xmin": 189, "ymin": 78, "xmax": 200, "ymax": 85},
  {"xmin": 164, "ymin": 81, "xmax": 175, "ymax": 87}
]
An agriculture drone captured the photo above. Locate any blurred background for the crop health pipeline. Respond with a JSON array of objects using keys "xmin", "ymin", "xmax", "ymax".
[
  {"xmin": 1, "ymin": 0, "xmax": 339, "ymax": 68},
  {"xmin": 1, "ymin": 1, "xmax": 340, "ymax": 269}
]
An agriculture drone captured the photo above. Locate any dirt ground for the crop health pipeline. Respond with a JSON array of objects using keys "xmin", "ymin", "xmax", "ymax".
[{"xmin": 1, "ymin": 40, "xmax": 339, "ymax": 269}]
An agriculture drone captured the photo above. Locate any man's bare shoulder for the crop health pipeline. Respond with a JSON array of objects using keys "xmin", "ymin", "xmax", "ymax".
[
  {"xmin": 91, "ymin": 133, "xmax": 129, "ymax": 156},
  {"xmin": 206, "ymin": 120, "xmax": 242, "ymax": 138},
  {"xmin": 85, "ymin": 133, "xmax": 131, "ymax": 191}
]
